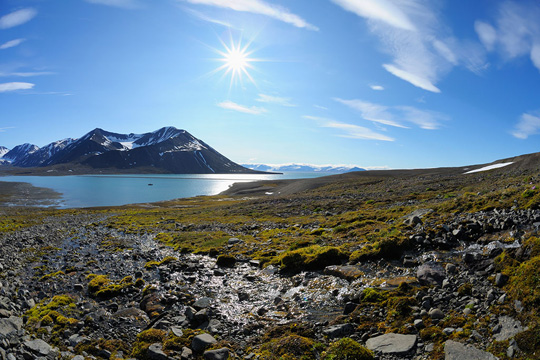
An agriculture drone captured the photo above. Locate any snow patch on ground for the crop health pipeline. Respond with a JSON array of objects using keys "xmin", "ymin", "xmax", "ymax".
[{"xmin": 464, "ymin": 162, "xmax": 514, "ymax": 174}]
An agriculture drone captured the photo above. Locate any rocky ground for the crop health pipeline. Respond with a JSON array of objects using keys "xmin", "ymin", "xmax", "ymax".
[{"xmin": 1, "ymin": 167, "xmax": 540, "ymax": 359}]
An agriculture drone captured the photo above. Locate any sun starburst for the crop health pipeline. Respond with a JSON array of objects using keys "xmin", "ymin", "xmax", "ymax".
[{"xmin": 213, "ymin": 36, "xmax": 258, "ymax": 88}]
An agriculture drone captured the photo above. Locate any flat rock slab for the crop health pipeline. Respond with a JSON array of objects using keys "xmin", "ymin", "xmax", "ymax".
[
  {"xmin": 324, "ymin": 265, "xmax": 363, "ymax": 281},
  {"xmin": 493, "ymin": 316, "xmax": 525, "ymax": 341},
  {"xmin": 0, "ymin": 316, "xmax": 22, "ymax": 338},
  {"xmin": 366, "ymin": 333, "xmax": 417, "ymax": 354},
  {"xmin": 445, "ymin": 340, "xmax": 498, "ymax": 360},
  {"xmin": 24, "ymin": 339, "xmax": 53, "ymax": 356}
]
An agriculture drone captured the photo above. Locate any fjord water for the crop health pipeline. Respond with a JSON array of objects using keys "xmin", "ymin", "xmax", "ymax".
[{"xmin": 0, "ymin": 173, "xmax": 333, "ymax": 208}]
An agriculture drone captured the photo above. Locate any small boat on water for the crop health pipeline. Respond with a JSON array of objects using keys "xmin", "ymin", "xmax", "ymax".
[{"xmin": 148, "ymin": 183, "xmax": 153, "ymax": 186}]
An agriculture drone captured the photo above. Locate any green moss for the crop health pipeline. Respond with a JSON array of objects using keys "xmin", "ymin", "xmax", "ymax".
[
  {"xmin": 131, "ymin": 328, "xmax": 166, "ymax": 359},
  {"xmin": 260, "ymin": 334, "xmax": 320, "ymax": 360},
  {"xmin": 39, "ymin": 270, "xmax": 65, "ymax": 281},
  {"xmin": 506, "ymin": 256, "xmax": 540, "ymax": 310},
  {"xmin": 457, "ymin": 283, "xmax": 473, "ymax": 296},
  {"xmin": 279, "ymin": 245, "xmax": 349, "ymax": 273},
  {"xmin": 350, "ymin": 233, "xmax": 410, "ymax": 263},
  {"xmin": 86, "ymin": 274, "xmax": 134, "ymax": 299},
  {"xmin": 216, "ymin": 254, "xmax": 236, "ymax": 267},
  {"xmin": 323, "ymin": 338, "xmax": 374, "ymax": 360},
  {"xmin": 144, "ymin": 256, "xmax": 177, "ymax": 269},
  {"xmin": 361, "ymin": 288, "xmax": 385, "ymax": 303}
]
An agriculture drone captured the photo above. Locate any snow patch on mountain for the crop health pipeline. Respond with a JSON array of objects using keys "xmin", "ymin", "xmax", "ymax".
[
  {"xmin": 464, "ymin": 162, "xmax": 514, "ymax": 174},
  {"xmin": 0, "ymin": 146, "xmax": 9, "ymax": 159},
  {"xmin": 243, "ymin": 163, "xmax": 366, "ymax": 173}
]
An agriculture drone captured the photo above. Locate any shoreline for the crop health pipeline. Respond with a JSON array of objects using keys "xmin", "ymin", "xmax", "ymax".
[{"xmin": 0, "ymin": 181, "xmax": 63, "ymax": 207}]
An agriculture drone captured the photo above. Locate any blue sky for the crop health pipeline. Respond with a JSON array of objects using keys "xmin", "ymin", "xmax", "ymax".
[{"xmin": 2, "ymin": 0, "xmax": 540, "ymax": 169}]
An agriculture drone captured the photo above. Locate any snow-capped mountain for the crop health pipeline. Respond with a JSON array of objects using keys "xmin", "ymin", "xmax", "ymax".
[
  {"xmin": 0, "ymin": 146, "xmax": 9, "ymax": 159},
  {"xmin": 243, "ymin": 163, "xmax": 366, "ymax": 173},
  {"xmin": 2, "ymin": 143, "xmax": 39, "ymax": 164},
  {"xmin": 1, "ymin": 127, "xmax": 258, "ymax": 174}
]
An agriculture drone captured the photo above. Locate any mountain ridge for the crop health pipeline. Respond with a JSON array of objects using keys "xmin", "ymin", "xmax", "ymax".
[{"xmin": 0, "ymin": 127, "xmax": 262, "ymax": 174}]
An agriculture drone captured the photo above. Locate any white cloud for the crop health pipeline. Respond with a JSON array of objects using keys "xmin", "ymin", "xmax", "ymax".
[
  {"xmin": 383, "ymin": 64, "xmax": 441, "ymax": 93},
  {"xmin": 218, "ymin": 100, "xmax": 266, "ymax": 115},
  {"xmin": 85, "ymin": 0, "xmax": 141, "ymax": 8},
  {"xmin": 314, "ymin": 105, "xmax": 328, "ymax": 110},
  {"xmin": 0, "ymin": 39, "xmax": 25, "ymax": 50},
  {"xmin": 323, "ymin": 121, "xmax": 394, "ymax": 141},
  {"xmin": 0, "ymin": 82, "xmax": 34, "ymax": 92},
  {"xmin": 330, "ymin": 0, "xmax": 415, "ymax": 31},
  {"xmin": 303, "ymin": 115, "xmax": 393, "ymax": 141},
  {"xmin": 477, "ymin": 2, "xmax": 540, "ymax": 72},
  {"xmin": 0, "ymin": 8, "xmax": 37, "ymax": 29},
  {"xmin": 256, "ymin": 93, "xmax": 295, "ymax": 107},
  {"xmin": 183, "ymin": 7, "xmax": 233, "ymax": 27},
  {"xmin": 370, "ymin": 85, "xmax": 384, "ymax": 91},
  {"xmin": 331, "ymin": 0, "xmax": 487, "ymax": 93},
  {"xmin": 0, "ymin": 127, "xmax": 14, "ymax": 133},
  {"xmin": 180, "ymin": 0, "xmax": 318, "ymax": 31},
  {"xmin": 335, "ymin": 98, "xmax": 446, "ymax": 130},
  {"xmin": 475, "ymin": 21, "xmax": 497, "ymax": 51},
  {"xmin": 512, "ymin": 112, "xmax": 540, "ymax": 139},
  {"xmin": 334, "ymin": 98, "xmax": 407, "ymax": 128},
  {"xmin": 0, "ymin": 71, "xmax": 53, "ymax": 77}
]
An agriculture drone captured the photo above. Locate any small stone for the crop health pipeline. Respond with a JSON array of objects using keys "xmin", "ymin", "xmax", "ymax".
[
  {"xmin": 181, "ymin": 346, "xmax": 193, "ymax": 360},
  {"xmin": 514, "ymin": 300, "xmax": 523, "ymax": 313},
  {"xmin": 228, "ymin": 237, "xmax": 242, "ymax": 245},
  {"xmin": 498, "ymin": 294, "xmax": 507, "ymax": 304},
  {"xmin": 343, "ymin": 302, "xmax": 357, "ymax": 315},
  {"xmin": 463, "ymin": 308, "xmax": 472, "ymax": 316},
  {"xmin": 443, "ymin": 327, "xmax": 456, "ymax": 335},
  {"xmin": 147, "ymin": 343, "xmax": 170, "ymax": 360},
  {"xmin": 429, "ymin": 308, "xmax": 445, "ymax": 320},
  {"xmin": 23, "ymin": 339, "xmax": 53, "ymax": 356},
  {"xmin": 323, "ymin": 324, "xmax": 355, "ymax": 338},
  {"xmin": 193, "ymin": 298, "xmax": 212, "ymax": 310},
  {"xmin": 414, "ymin": 319, "xmax": 425, "ymax": 329},
  {"xmin": 171, "ymin": 326, "xmax": 184, "ymax": 337},
  {"xmin": 495, "ymin": 273, "xmax": 509, "ymax": 287}
]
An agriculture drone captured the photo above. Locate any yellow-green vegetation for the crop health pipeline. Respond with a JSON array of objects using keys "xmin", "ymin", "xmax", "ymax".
[
  {"xmin": 259, "ymin": 334, "xmax": 322, "ymax": 360},
  {"xmin": 87, "ymin": 274, "xmax": 134, "ymax": 299},
  {"xmin": 144, "ymin": 255, "xmax": 177, "ymax": 269},
  {"xmin": 323, "ymin": 338, "xmax": 374, "ymax": 360},
  {"xmin": 278, "ymin": 245, "xmax": 349, "ymax": 273},
  {"xmin": 39, "ymin": 270, "xmax": 65, "ymax": 281},
  {"xmin": 131, "ymin": 329, "xmax": 166, "ymax": 359},
  {"xmin": 25, "ymin": 295, "xmax": 80, "ymax": 343},
  {"xmin": 75, "ymin": 338, "xmax": 131, "ymax": 359}
]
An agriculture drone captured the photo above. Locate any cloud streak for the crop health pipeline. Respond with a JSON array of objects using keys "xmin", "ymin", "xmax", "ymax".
[
  {"xmin": 303, "ymin": 115, "xmax": 394, "ymax": 141},
  {"xmin": 218, "ymin": 100, "xmax": 266, "ymax": 115},
  {"xmin": 512, "ymin": 112, "xmax": 540, "ymax": 139},
  {"xmin": 256, "ymin": 93, "xmax": 295, "ymax": 107},
  {"xmin": 335, "ymin": 98, "xmax": 447, "ymax": 130},
  {"xmin": 0, "ymin": 8, "xmax": 37, "ymax": 29},
  {"xmin": 180, "ymin": 0, "xmax": 318, "ymax": 31},
  {"xmin": 331, "ymin": 0, "xmax": 487, "ymax": 93},
  {"xmin": 84, "ymin": 0, "xmax": 141, "ymax": 8},
  {"xmin": 0, "ymin": 82, "xmax": 34, "ymax": 92},
  {"xmin": 0, "ymin": 39, "xmax": 25, "ymax": 50}
]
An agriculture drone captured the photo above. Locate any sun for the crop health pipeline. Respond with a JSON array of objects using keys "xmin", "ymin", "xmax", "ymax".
[{"xmin": 214, "ymin": 37, "xmax": 258, "ymax": 87}]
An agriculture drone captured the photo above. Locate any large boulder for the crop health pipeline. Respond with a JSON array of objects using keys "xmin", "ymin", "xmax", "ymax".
[
  {"xmin": 417, "ymin": 262, "xmax": 446, "ymax": 286},
  {"xmin": 192, "ymin": 333, "xmax": 217, "ymax": 353},
  {"xmin": 366, "ymin": 333, "xmax": 417, "ymax": 354}
]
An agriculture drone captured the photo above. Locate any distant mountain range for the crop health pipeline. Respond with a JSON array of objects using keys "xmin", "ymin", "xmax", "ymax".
[
  {"xmin": 0, "ymin": 127, "xmax": 262, "ymax": 174},
  {"xmin": 243, "ymin": 164, "xmax": 365, "ymax": 173}
]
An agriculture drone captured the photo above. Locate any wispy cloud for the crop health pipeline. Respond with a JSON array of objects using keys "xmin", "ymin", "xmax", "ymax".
[
  {"xmin": 370, "ymin": 85, "xmax": 384, "ymax": 91},
  {"xmin": 334, "ymin": 98, "xmax": 407, "ymax": 128},
  {"xmin": 0, "ymin": 82, "xmax": 34, "ymax": 92},
  {"xmin": 475, "ymin": 2, "xmax": 540, "ymax": 72},
  {"xmin": 512, "ymin": 112, "xmax": 540, "ymax": 139},
  {"xmin": 314, "ymin": 105, "xmax": 328, "ymax": 110},
  {"xmin": 303, "ymin": 115, "xmax": 394, "ymax": 141},
  {"xmin": 0, "ymin": 39, "xmax": 25, "ymax": 50},
  {"xmin": 335, "ymin": 98, "xmax": 447, "ymax": 130},
  {"xmin": 323, "ymin": 121, "xmax": 394, "ymax": 141},
  {"xmin": 183, "ymin": 7, "xmax": 233, "ymax": 27},
  {"xmin": 218, "ymin": 100, "xmax": 266, "ymax": 115},
  {"xmin": 0, "ymin": 71, "xmax": 54, "ymax": 77},
  {"xmin": 0, "ymin": 127, "xmax": 15, "ymax": 133},
  {"xmin": 180, "ymin": 0, "xmax": 318, "ymax": 31},
  {"xmin": 331, "ymin": 0, "xmax": 487, "ymax": 93},
  {"xmin": 256, "ymin": 93, "xmax": 295, "ymax": 107},
  {"xmin": 0, "ymin": 8, "xmax": 37, "ymax": 29},
  {"xmin": 84, "ymin": 0, "xmax": 141, "ymax": 9}
]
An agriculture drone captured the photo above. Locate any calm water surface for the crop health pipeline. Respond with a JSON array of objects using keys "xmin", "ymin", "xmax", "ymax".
[{"xmin": 0, "ymin": 172, "xmax": 335, "ymax": 208}]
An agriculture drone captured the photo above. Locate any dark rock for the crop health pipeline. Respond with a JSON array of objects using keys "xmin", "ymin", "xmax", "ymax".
[
  {"xmin": 191, "ymin": 333, "xmax": 217, "ymax": 353},
  {"xmin": 417, "ymin": 262, "xmax": 446, "ymax": 286},
  {"xmin": 343, "ymin": 302, "xmax": 357, "ymax": 315},
  {"xmin": 322, "ymin": 324, "xmax": 355, "ymax": 338},
  {"xmin": 193, "ymin": 297, "xmax": 212, "ymax": 310},
  {"xmin": 495, "ymin": 273, "xmax": 509, "ymax": 287},
  {"xmin": 147, "ymin": 343, "xmax": 171, "ymax": 360},
  {"xmin": 204, "ymin": 347, "xmax": 229, "ymax": 360},
  {"xmin": 324, "ymin": 265, "xmax": 363, "ymax": 281}
]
